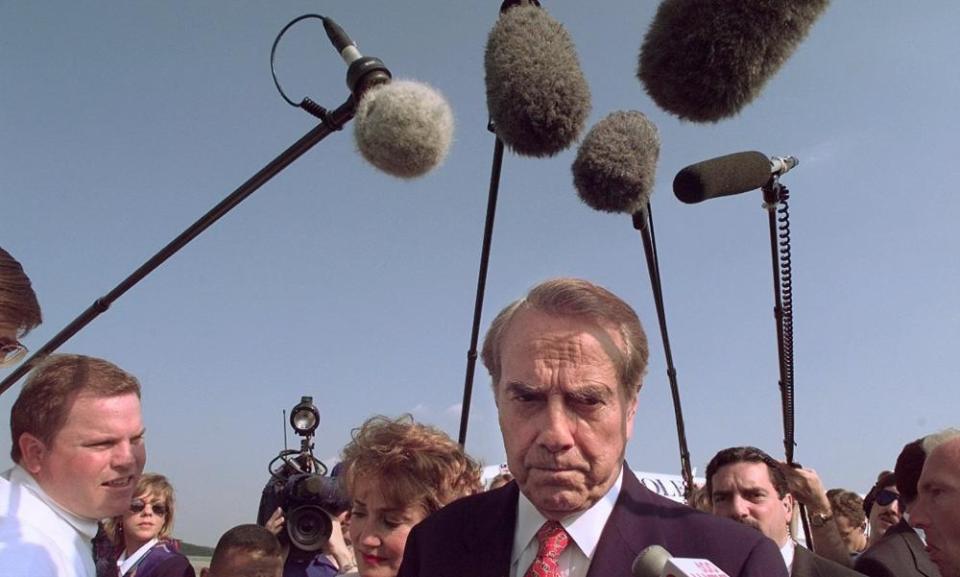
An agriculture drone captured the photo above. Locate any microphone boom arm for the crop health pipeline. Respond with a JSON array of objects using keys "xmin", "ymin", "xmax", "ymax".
[
  {"xmin": 632, "ymin": 204, "xmax": 695, "ymax": 500},
  {"xmin": 0, "ymin": 96, "xmax": 359, "ymax": 396}
]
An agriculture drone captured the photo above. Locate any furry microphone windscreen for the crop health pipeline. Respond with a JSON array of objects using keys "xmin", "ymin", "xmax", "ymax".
[
  {"xmin": 638, "ymin": 0, "xmax": 830, "ymax": 123},
  {"xmin": 673, "ymin": 151, "xmax": 772, "ymax": 204},
  {"xmin": 354, "ymin": 80, "xmax": 454, "ymax": 179},
  {"xmin": 572, "ymin": 111, "xmax": 660, "ymax": 214},
  {"xmin": 485, "ymin": 4, "xmax": 591, "ymax": 157}
]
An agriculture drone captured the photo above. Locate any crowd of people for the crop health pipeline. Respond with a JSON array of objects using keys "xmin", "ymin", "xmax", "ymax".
[{"xmin": 1, "ymin": 245, "xmax": 958, "ymax": 577}]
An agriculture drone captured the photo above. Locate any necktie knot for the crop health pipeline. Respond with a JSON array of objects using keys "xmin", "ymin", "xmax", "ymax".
[{"xmin": 525, "ymin": 520, "xmax": 570, "ymax": 577}]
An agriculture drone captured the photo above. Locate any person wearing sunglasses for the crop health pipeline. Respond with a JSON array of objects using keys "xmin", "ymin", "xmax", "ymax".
[
  {"xmin": 104, "ymin": 473, "xmax": 195, "ymax": 577},
  {"xmin": 863, "ymin": 471, "xmax": 902, "ymax": 549},
  {"xmin": 0, "ymin": 246, "xmax": 42, "ymax": 369}
]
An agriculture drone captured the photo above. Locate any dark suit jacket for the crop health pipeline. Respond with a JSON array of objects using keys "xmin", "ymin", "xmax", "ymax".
[
  {"xmin": 854, "ymin": 519, "xmax": 941, "ymax": 577},
  {"xmin": 793, "ymin": 543, "xmax": 866, "ymax": 577},
  {"xmin": 397, "ymin": 467, "xmax": 788, "ymax": 577}
]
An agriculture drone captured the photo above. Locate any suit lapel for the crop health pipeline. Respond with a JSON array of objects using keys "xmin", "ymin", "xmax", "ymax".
[
  {"xmin": 586, "ymin": 468, "xmax": 666, "ymax": 577},
  {"xmin": 899, "ymin": 523, "xmax": 941, "ymax": 577},
  {"xmin": 464, "ymin": 482, "xmax": 519, "ymax": 577},
  {"xmin": 792, "ymin": 545, "xmax": 820, "ymax": 577}
]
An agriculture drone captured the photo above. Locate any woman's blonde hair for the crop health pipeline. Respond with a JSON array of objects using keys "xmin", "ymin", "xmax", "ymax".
[
  {"xmin": 340, "ymin": 414, "xmax": 481, "ymax": 516},
  {"xmin": 104, "ymin": 473, "xmax": 177, "ymax": 545}
]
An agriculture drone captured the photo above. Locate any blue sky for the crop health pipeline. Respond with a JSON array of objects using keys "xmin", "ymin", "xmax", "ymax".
[{"xmin": 2, "ymin": 1, "xmax": 958, "ymax": 546}]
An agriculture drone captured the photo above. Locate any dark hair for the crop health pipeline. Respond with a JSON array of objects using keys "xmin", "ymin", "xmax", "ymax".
[
  {"xmin": 705, "ymin": 446, "xmax": 788, "ymax": 500},
  {"xmin": 863, "ymin": 470, "xmax": 897, "ymax": 517},
  {"xmin": 209, "ymin": 524, "xmax": 283, "ymax": 577},
  {"xmin": 0, "ymin": 246, "xmax": 42, "ymax": 337},
  {"xmin": 895, "ymin": 439, "xmax": 926, "ymax": 504}
]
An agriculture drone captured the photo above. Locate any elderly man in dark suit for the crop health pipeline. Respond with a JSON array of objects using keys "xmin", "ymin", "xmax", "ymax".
[
  {"xmin": 398, "ymin": 278, "xmax": 787, "ymax": 577},
  {"xmin": 706, "ymin": 446, "xmax": 865, "ymax": 577},
  {"xmin": 855, "ymin": 438, "xmax": 941, "ymax": 577},
  {"xmin": 910, "ymin": 430, "xmax": 960, "ymax": 577}
]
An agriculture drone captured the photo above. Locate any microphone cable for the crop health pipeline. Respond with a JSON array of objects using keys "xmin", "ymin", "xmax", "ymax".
[{"xmin": 762, "ymin": 177, "xmax": 810, "ymax": 547}]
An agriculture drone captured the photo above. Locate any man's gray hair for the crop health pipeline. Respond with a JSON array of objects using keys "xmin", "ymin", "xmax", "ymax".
[
  {"xmin": 481, "ymin": 277, "xmax": 649, "ymax": 399},
  {"xmin": 923, "ymin": 428, "xmax": 960, "ymax": 454}
]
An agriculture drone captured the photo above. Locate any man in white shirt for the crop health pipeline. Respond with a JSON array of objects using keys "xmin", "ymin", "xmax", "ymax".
[
  {"xmin": 398, "ymin": 278, "xmax": 788, "ymax": 577},
  {"xmin": 0, "ymin": 353, "xmax": 147, "ymax": 577}
]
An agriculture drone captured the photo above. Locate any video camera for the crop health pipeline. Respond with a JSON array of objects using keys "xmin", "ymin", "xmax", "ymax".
[{"xmin": 257, "ymin": 396, "xmax": 350, "ymax": 558}]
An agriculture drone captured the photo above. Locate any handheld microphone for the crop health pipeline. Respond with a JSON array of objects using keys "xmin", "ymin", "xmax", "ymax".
[
  {"xmin": 637, "ymin": 0, "xmax": 830, "ymax": 122},
  {"xmin": 485, "ymin": 3, "xmax": 591, "ymax": 157},
  {"xmin": 571, "ymin": 110, "xmax": 660, "ymax": 214},
  {"xmin": 318, "ymin": 17, "xmax": 454, "ymax": 178},
  {"xmin": 673, "ymin": 151, "xmax": 799, "ymax": 204},
  {"xmin": 632, "ymin": 545, "xmax": 731, "ymax": 577}
]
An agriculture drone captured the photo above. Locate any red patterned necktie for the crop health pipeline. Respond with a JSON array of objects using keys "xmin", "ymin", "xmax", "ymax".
[{"xmin": 524, "ymin": 521, "xmax": 570, "ymax": 577}]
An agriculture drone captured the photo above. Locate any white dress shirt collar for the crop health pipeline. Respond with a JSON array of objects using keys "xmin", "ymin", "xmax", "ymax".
[
  {"xmin": 512, "ymin": 466, "xmax": 624, "ymax": 567},
  {"xmin": 118, "ymin": 537, "xmax": 159, "ymax": 575},
  {"xmin": 10, "ymin": 464, "xmax": 100, "ymax": 542},
  {"xmin": 780, "ymin": 538, "xmax": 796, "ymax": 576}
]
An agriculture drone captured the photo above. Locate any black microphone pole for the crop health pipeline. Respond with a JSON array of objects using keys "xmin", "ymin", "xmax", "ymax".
[
  {"xmin": 761, "ymin": 175, "xmax": 812, "ymax": 547},
  {"xmin": 632, "ymin": 204, "xmax": 695, "ymax": 499},
  {"xmin": 0, "ymin": 100, "xmax": 358, "ymax": 396},
  {"xmin": 457, "ymin": 122, "xmax": 504, "ymax": 447}
]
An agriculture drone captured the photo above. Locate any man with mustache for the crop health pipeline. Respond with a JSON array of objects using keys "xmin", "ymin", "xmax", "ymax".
[
  {"xmin": 398, "ymin": 278, "xmax": 788, "ymax": 577},
  {"xmin": 706, "ymin": 446, "xmax": 864, "ymax": 577},
  {"xmin": 910, "ymin": 429, "xmax": 960, "ymax": 577},
  {"xmin": 862, "ymin": 472, "xmax": 902, "ymax": 550}
]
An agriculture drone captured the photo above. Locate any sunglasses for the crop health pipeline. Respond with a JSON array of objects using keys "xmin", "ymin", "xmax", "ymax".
[
  {"xmin": 0, "ymin": 340, "xmax": 28, "ymax": 368},
  {"xmin": 875, "ymin": 489, "xmax": 902, "ymax": 508},
  {"xmin": 130, "ymin": 499, "xmax": 168, "ymax": 516}
]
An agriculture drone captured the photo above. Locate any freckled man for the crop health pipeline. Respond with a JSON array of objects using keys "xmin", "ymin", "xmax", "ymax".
[
  {"xmin": 398, "ymin": 278, "xmax": 788, "ymax": 577},
  {"xmin": 0, "ymin": 354, "xmax": 147, "ymax": 577}
]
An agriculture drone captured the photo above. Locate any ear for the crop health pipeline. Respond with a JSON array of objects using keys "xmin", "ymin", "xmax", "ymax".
[
  {"xmin": 783, "ymin": 492, "xmax": 795, "ymax": 520},
  {"xmin": 624, "ymin": 393, "xmax": 639, "ymax": 440},
  {"xmin": 18, "ymin": 433, "xmax": 47, "ymax": 475}
]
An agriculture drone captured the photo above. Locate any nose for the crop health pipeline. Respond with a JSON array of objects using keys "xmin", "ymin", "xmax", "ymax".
[
  {"xmin": 727, "ymin": 495, "xmax": 752, "ymax": 520},
  {"xmin": 111, "ymin": 440, "xmax": 139, "ymax": 472},
  {"xmin": 909, "ymin": 495, "xmax": 930, "ymax": 528},
  {"xmin": 536, "ymin": 399, "xmax": 575, "ymax": 453},
  {"xmin": 352, "ymin": 520, "xmax": 380, "ymax": 548}
]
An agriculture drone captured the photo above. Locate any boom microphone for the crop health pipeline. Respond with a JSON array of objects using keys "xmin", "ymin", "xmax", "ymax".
[
  {"xmin": 572, "ymin": 110, "xmax": 660, "ymax": 214},
  {"xmin": 637, "ymin": 0, "xmax": 830, "ymax": 122},
  {"xmin": 673, "ymin": 151, "xmax": 799, "ymax": 204},
  {"xmin": 354, "ymin": 80, "xmax": 454, "ymax": 179},
  {"xmin": 632, "ymin": 545, "xmax": 731, "ymax": 577},
  {"xmin": 485, "ymin": 3, "xmax": 591, "ymax": 157},
  {"xmin": 318, "ymin": 17, "xmax": 454, "ymax": 178}
]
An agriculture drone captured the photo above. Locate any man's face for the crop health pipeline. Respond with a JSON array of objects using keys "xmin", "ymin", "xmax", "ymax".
[
  {"xmin": 710, "ymin": 461, "xmax": 794, "ymax": 546},
  {"xmin": 835, "ymin": 514, "xmax": 867, "ymax": 553},
  {"xmin": 868, "ymin": 484, "xmax": 901, "ymax": 538},
  {"xmin": 494, "ymin": 309, "xmax": 638, "ymax": 520},
  {"xmin": 21, "ymin": 392, "xmax": 146, "ymax": 519},
  {"xmin": 911, "ymin": 438, "xmax": 960, "ymax": 577}
]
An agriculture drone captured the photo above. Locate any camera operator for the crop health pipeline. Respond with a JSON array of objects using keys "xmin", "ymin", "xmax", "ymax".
[
  {"xmin": 262, "ymin": 494, "xmax": 355, "ymax": 577},
  {"xmin": 257, "ymin": 398, "xmax": 357, "ymax": 577}
]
